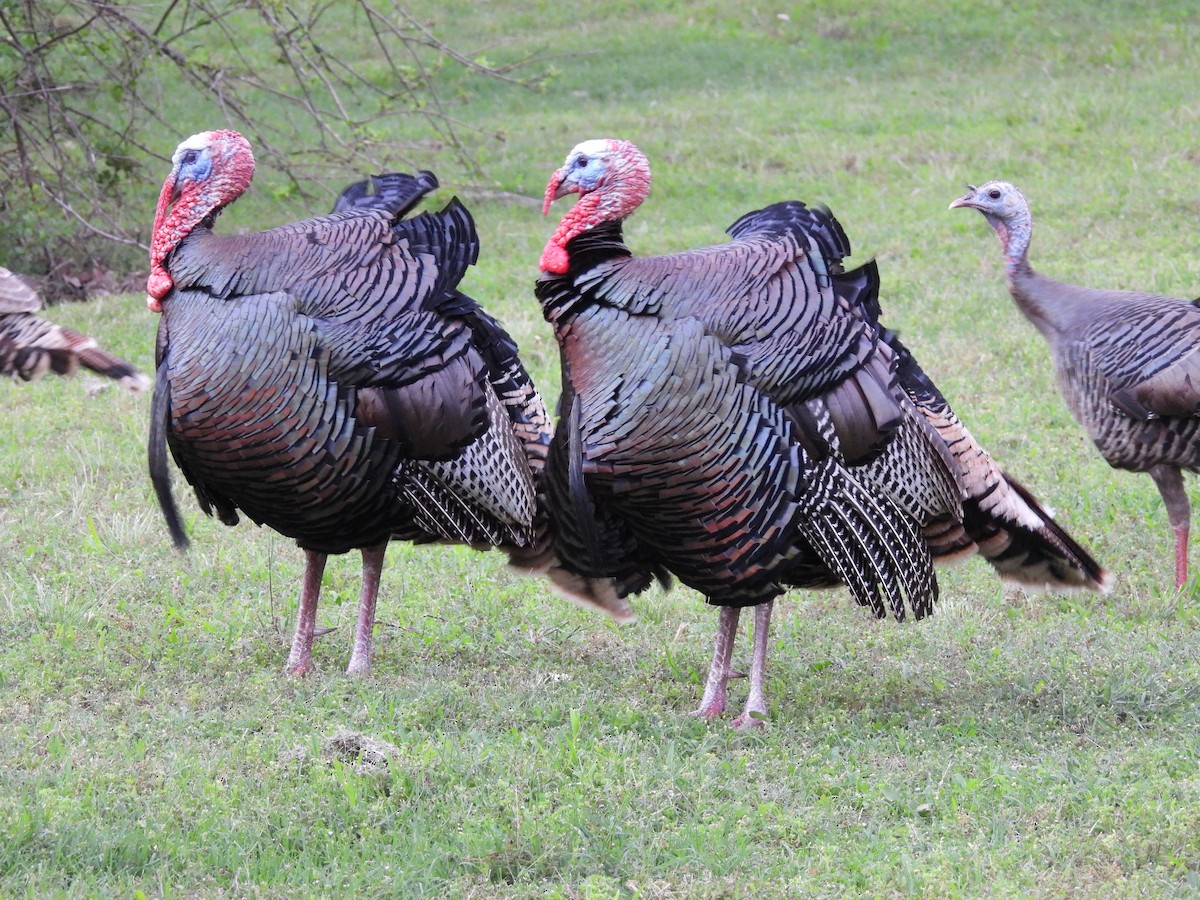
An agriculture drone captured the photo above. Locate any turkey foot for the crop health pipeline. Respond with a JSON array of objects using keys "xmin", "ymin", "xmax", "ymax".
[
  {"xmin": 730, "ymin": 601, "xmax": 772, "ymax": 730},
  {"xmin": 691, "ymin": 605, "xmax": 739, "ymax": 720},
  {"xmin": 284, "ymin": 549, "xmax": 327, "ymax": 677},
  {"xmin": 345, "ymin": 543, "xmax": 388, "ymax": 677}
]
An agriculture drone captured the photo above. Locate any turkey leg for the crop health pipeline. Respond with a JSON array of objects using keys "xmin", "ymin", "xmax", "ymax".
[
  {"xmin": 346, "ymin": 542, "xmax": 388, "ymax": 676},
  {"xmin": 692, "ymin": 605, "xmax": 740, "ymax": 720},
  {"xmin": 1149, "ymin": 464, "xmax": 1190, "ymax": 590},
  {"xmin": 731, "ymin": 600, "xmax": 773, "ymax": 730},
  {"xmin": 285, "ymin": 549, "xmax": 328, "ymax": 676}
]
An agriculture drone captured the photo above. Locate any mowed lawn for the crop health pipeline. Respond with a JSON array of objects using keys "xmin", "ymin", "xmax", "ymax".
[{"xmin": 4, "ymin": 1, "xmax": 1200, "ymax": 896}]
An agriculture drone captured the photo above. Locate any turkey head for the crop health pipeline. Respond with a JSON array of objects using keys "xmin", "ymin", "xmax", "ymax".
[
  {"xmin": 539, "ymin": 138, "xmax": 652, "ymax": 274},
  {"xmin": 147, "ymin": 130, "xmax": 255, "ymax": 311},
  {"xmin": 949, "ymin": 180, "xmax": 1034, "ymax": 269}
]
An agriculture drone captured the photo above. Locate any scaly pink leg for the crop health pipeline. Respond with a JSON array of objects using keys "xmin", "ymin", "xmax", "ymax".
[
  {"xmin": 285, "ymin": 549, "xmax": 327, "ymax": 677},
  {"xmin": 345, "ymin": 543, "xmax": 388, "ymax": 677},
  {"xmin": 1149, "ymin": 465, "xmax": 1190, "ymax": 590},
  {"xmin": 1174, "ymin": 525, "xmax": 1190, "ymax": 591},
  {"xmin": 692, "ymin": 605, "xmax": 740, "ymax": 720},
  {"xmin": 732, "ymin": 600, "xmax": 773, "ymax": 730}
]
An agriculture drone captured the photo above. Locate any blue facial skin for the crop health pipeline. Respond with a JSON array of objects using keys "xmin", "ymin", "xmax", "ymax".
[
  {"xmin": 174, "ymin": 147, "xmax": 214, "ymax": 187},
  {"xmin": 564, "ymin": 152, "xmax": 605, "ymax": 192}
]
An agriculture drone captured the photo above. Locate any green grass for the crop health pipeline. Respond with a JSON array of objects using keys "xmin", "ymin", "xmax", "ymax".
[{"xmin": 5, "ymin": 1, "xmax": 1200, "ymax": 896}]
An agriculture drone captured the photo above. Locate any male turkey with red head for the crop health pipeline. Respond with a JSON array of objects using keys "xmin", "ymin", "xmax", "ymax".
[
  {"xmin": 148, "ymin": 129, "xmax": 551, "ymax": 677},
  {"xmin": 537, "ymin": 139, "xmax": 1108, "ymax": 728}
]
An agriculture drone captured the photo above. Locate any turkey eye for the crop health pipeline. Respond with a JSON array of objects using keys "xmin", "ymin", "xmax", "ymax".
[
  {"xmin": 181, "ymin": 150, "xmax": 198, "ymax": 166},
  {"xmin": 575, "ymin": 156, "xmax": 589, "ymax": 168},
  {"xmin": 988, "ymin": 189, "xmax": 1001, "ymax": 200}
]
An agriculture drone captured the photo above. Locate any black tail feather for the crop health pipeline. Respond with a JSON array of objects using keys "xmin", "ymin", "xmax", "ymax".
[
  {"xmin": 148, "ymin": 362, "xmax": 189, "ymax": 550},
  {"xmin": 331, "ymin": 170, "xmax": 439, "ymax": 218}
]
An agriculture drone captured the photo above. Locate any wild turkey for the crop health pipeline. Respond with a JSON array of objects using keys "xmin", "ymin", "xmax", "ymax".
[
  {"xmin": 952, "ymin": 180, "xmax": 1200, "ymax": 589},
  {"xmin": 0, "ymin": 266, "xmax": 148, "ymax": 391},
  {"xmin": 537, "ymin": 139, "xmax": 1109, "ymax": 728},
  {"xmin": 147, "ymin": 129, "xmax": 551, "ymax": 676}
]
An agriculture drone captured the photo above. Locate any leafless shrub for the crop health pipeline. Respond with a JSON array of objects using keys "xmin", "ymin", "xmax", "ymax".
[{"xmin": 0, "ymin": 0, "xmax": 545, "ymax": 294}]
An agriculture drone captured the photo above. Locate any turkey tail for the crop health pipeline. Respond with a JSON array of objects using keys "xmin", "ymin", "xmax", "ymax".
[
  {"xmin": 1, "ymin": 266, "xmax": 148, "ymax": 391},
  {"xmin": 401, "ymin": 199, "xmax": 481, "ymax": 300},
  {"xmin": 881, "ymin": 324, "xmax": 1109, "ymax": 592},
  {"xmin": 963, "ymin": 471, "xmax": 1111, "ymax": 591},
  {"xmin": 3, "ymin": 341, "xmax": 77, "ymax": 381},
  {"xmin": 74, "ymin": 344, "xmax": 150, "ymax": 392},
  {"xmin": 541, "ymin": 566, "xmax": 638, "ymax": 623},
  {"xmin": 726, "ymin": 201, "xmax": 852, "ymax": 266},
  {"xmin": 148, "ymin": 361, "xmax": 190, "ymax": 549},
  {"xmin": 331, "ymin": 170, "xmax": 439, "ymax": 217},
  {"xmin": 1, "ymin": 315, "xmax": 148, "ymax": 392}
]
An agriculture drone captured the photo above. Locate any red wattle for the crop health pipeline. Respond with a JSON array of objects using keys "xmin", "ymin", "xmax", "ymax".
[
  {"xmin": 539, "ymin": 242, "xmax": 570, "ymax": 274},
  {"xmin": 147, "ymin": 267, "xmax": 173, "ymax": 311}
]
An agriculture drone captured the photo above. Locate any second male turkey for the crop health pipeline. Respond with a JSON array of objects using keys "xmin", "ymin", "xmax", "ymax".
[
  {"xmin": 953, "ymin": 180, "xmax": 1200, "ymax": 589},
  {"xmin": 537, "ymin": 139, "xmax": 1109, "ymax": 728},
  {"xmin": 147, "ymin": 130, "xmax": 551, "ymax": 676}
]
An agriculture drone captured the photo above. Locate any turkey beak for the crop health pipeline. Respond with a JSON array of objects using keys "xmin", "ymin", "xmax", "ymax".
[
  {"xmin": 948, "ymin": 185, "xmax": 978, "ymax": 211},
  {"xmin": 542, "ymin": 168, "xmax": 573, "ymax": 215}
]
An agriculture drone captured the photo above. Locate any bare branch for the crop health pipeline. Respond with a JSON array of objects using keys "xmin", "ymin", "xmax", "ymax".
[
  {"xmin": 0, "ymin": 0, "xmax": 547, "ymax": 293},
  {"xmin": 41, "ymin": 186, "xmax": 150, "ymax": 250}
]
